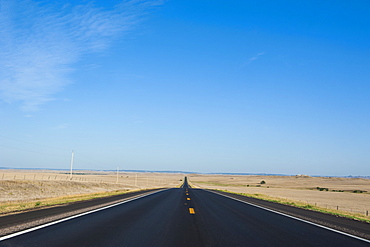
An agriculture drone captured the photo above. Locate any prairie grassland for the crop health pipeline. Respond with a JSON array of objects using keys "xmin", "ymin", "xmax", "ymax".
[
  {"xmin": 2, "ymin": 170, "xmax": 369, "ymax": 221},
  {"xmin": 188, "ymin": 174, "xmax": 370, "ymax": 220},
  {"xmin": 0, "ymin": 169, "xmax": 184, "ymax": 214}
]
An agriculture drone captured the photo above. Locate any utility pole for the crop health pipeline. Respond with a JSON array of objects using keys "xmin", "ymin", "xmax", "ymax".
[{"xmin": 69, "ymin": 150, "xmax": 74, "ymax": 180}]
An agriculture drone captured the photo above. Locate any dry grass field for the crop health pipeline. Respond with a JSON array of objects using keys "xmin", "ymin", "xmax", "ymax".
[
  {"xmin": 1, "ymin": 170, "xmax": 369, "ymax": 221},
  {"xmin": 0, "ymin": 169, "xmax": 184, "ymax": 214},
  {"xmin": 188, "ymin": 174, "xmax": 370, "ymax": 219}
]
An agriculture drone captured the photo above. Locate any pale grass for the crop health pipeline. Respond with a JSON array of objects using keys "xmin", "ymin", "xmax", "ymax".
[
  {"xmin": 0, "ymin": 190, "xmax": 133, "ymax": 215},
  {"xmin": 0, "ymin": 169, "xmax": 185, "ymax": 214},
  {"xmin": 217, "ymin": 189, "xmax": 370, "ymax": 223},
  {"xmin": 188, "ymin": 174, "xmax": 370, "ymax": 221}
]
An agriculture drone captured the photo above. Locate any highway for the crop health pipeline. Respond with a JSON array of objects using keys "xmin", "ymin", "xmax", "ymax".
[{"xmin": 0, "ymin": 179, "xmax": 369, "ymax": 246}]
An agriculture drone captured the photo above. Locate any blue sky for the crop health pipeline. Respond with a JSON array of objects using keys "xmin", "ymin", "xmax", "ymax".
[{"xmin": 1, "ymin": 0, "xmax": 369, "ymax": 176}]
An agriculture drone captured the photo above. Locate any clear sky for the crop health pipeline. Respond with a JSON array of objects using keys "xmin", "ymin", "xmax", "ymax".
[{"xmin": 1, "ymin": 0, "xmax": 369, "ymax": 176}]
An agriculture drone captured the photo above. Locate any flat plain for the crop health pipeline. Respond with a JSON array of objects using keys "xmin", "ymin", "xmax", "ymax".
[
  {"xmin": 1, "ymin": 170, "xmax": 369, "ymax": 221},
  {"xmin": 0, "ymin": 169, "xmax": 184, "ymax": 214},
  {"xmin": 188, "ymin": 174, "xmax": 370, "ymax": 219}
]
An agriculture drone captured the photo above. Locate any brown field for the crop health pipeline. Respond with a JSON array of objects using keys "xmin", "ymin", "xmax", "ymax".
[
  {"xmin": 1, "ymin": 170, "xmax": 369, "ymax": 220},
  {"xmin": 0, "ymin": 169, "xmax": 184, "ymax": 204},
  {"xmin": 188, "ymin": 174, "xmax": 370, "ymax": 218}
]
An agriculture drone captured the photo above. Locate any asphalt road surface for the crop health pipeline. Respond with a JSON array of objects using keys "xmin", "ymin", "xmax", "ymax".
[{"xmin": 1, "ymin": 180, "xmax": 369, "ymax": 246}]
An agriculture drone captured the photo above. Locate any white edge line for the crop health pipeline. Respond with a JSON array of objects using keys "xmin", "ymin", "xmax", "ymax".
[
  {"xmin": 209, "ymin": 190, "xmax": 370, "ymax": 244},
  {"xmin": 0, "ymin": 189, "xmax": 169, "ymax": 242}
]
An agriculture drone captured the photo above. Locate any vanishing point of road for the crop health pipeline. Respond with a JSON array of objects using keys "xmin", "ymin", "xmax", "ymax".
[{"xmin": 0, "ymin": 178, "xmax": 369, "ymax": 246}]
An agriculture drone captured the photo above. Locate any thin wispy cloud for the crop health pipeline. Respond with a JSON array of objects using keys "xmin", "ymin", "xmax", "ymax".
[
  {"xmin": 249, "ymin": 52, "xmax": 265, "ymax": 62},
  {"xmin": 53, "ymin": 123, "xmax": 70, "ymax": 130},
  {"xmin": 241, "ymin": 52, "xmax": 266, "ymax": 67},
  {"xmin": 0, "ymin": 0, "xmax": 159, "ymax": 111}
]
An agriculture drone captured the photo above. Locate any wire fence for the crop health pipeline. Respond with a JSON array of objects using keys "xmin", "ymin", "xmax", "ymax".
[
  {"xmin": 303, "ymin": 200, "xmax": 369, "ymax": 217},
  {"xmin": 0, "ymin": 172, "xmax": 179, "ymax": 188},
  {"xmin": 193, "ymin": 182, "xmax": 369, "ymax": 217}
]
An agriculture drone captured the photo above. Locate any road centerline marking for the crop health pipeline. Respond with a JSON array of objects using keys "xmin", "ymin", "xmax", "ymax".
[{"xmin": 189, "ymin": 208, "xmax": 195, "ymax": 214}]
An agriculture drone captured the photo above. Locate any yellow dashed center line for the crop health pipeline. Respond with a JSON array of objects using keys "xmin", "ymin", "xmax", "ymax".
[
  {"xmin": 187, "ymin": 198, "xmax": 191, "ymax": 200},
  {"xmin": 189, "ymin": 208, "xmax": 195, "ymax": 214}
]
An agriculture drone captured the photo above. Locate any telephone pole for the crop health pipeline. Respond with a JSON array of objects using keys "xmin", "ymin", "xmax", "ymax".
[{"xmin": 69, "ymin": 150, "xmax": 74, "ymax": 180}]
